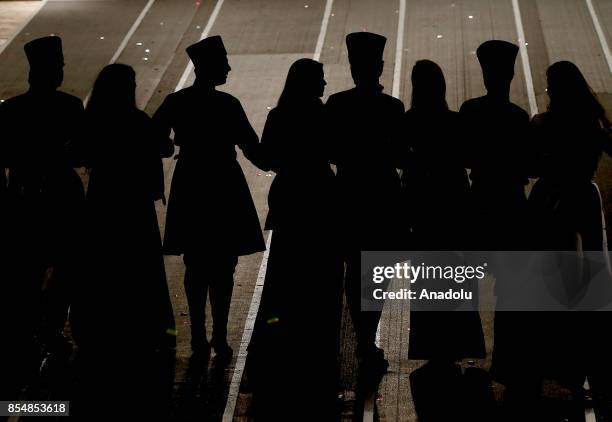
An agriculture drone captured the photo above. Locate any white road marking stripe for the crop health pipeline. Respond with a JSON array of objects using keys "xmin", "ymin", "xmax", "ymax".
[
  {"xmin": 377, "ymin": 0, "xmax": 406, "ymax": 352},
  {"xmin": 586, "ymin": 406, "xmax": 597, "ymax": 422},
  {"xmin": 585, "ymin": 379, "xmax": 597, "ymax": 422},
  {"xmin": 313, "ymin": 0, "xmax": 333, "ymax": 62},
  {"xmin": 586, "ymin": 0, "xmax": 612, "ymax": 75},
  {"xmin": 511, "ymin": 0, "xmax": 538, "ymax": 117},
  {"xmin": 222, "ymin": 231, "xmax": 272, "ymax": 422},
  {"xmin": 0, "ymin": 0, "xmax": 49, "ymax": 55},
  {"xmin": 392, "ymin": 0, "xmax": 407, "ymax": 99},
  {"xmin": 363, "ymin": 394, "xmax": 375, "ymax": 422},
  {"xmin": 84, "ymin": 0, "xmax": 157, "ymax": 104},
  {"xmin": 109, "ymin": 0, "xmax": 156, "ymax": 65},
  {"xmin": 175, "ymin": 0, "xmax": 225, "ymax": 92},
  {"xmin": 365, "ymin": 3, "xmax": 407, "ymax": 420}
]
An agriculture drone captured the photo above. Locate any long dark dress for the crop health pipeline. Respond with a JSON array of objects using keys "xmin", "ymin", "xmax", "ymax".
[
  {"xmin": 399, "ymin": 108, "xmax": 485, "ymax": 360},
  {"xmin": 249, "ymin": 100, "xmax": 343, "ymax": 419},
  {"xmin": 528, "ymin": 111, "xmax": 612, "ymax": 382},
  {"xmin": 459, "ymin": 95, "xmax": 532, "ymax": 384},
  {"xmin": 153, "ymin": 85, "xmax": 265, "ymax": 257},
  {"xmin": 70, "ymin": 109, "xmax": 175, "ymax": 350}
]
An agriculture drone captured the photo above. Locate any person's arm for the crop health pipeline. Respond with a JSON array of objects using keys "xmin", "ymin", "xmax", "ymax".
[
  {"xmin": 603, "ymin": 134, "xmax": 612, "ymax": 157},
  {"xmin": 65, "ymin": 97, "xmax": 89, "ymax": 168},
  {"xmin": 323, "ymin": 96, "xmax": 340, "ymax": 166},
  {"xmin": 458, "ymin": 102, "xmax": 475, "ymax": 171},
  {"xmin": 152, "ymin": 94, "xmax": 177, "ymax": 157},
  {"xmin": 142, "ymin": 113, "xmax": 169, "ymax": 202},
  {"xmin": 0, "ymin": 102, "xmax": 8, "ymax": 189},
  {"xmin": 601, "ymin": 119, "xmax": 612, "ymax": 158},
  {"xmin": 233, "ymin": 98, "xmax": 268, "ymax": 171},
  {"xmin": 259, "ymin": 109, "xmax": 282, "ymax": 172},
  {"xmin": 390, "ymin": 99, "xmax": 406, "ymax": 171},
  {"xmin": 525, "ymin": 114, "xmax": 546, "ymax": 179}
]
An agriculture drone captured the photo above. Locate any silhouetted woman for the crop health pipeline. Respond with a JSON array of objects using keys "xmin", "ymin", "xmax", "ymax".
[
  {"xmin": 71, "ymin": 64, "xmax": 175, "ymax": 352},
  {"xmin": 249, "ymin": 59, "xmax": 343, "ymax": 421},
  {"xmin": 530, "ymin": 61, "xmax": 611, "ymax": 250},
  {"xmin": 399, "ymin": 61, "xmax": 485, "ymax": 376},
  {"xmin": 529, "ymin": 61, "xmax": 612, "ymax": 400},
  {"xmin": 400, "ymin": 60, "xmax": 471, "ymax": 248}
]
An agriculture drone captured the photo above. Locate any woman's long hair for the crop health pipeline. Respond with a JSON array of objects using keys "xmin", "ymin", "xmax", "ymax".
[
  {"xmin": 547, "ymin": 61, "xmax": 610, "ymax": 132},
  {"xmin": 87, "ymin": 63, "xmax": 137, "ymax": 115},
  {"xmin": 277, "ymin": 58, "xmax": 324, "ymax": 109},
  {"xmin": 410, "ymin": 59, "xmax": 448, "ymax": 111}
]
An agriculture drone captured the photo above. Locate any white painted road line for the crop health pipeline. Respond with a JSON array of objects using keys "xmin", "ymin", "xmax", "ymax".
[
  {"xmin": 222, "ymin": 231, "xmax": 273, "ymax": 422},
  {"xmin": 109, "ymin": 0, "xmax": 156, "ymax": 65},
  {"xmin": 585, "ymin": 0, "xmax": 612, "ymax": 75},
  {"xmin": 175, "ymin": 0, "xmax": 225, "ymax": 92},
  {"xmin": 363, "ymin": 394, "xmax": 375, "ymax": 422},
  {"xmin": 0, "ymin": 0, "xmax": 49, "ymax": 56},
  {"xmin": 585, "ymin": 379, "xmax": 597, "ymax": 422},
  {"xmin": 84, "ymin": 0, "xmax": 157, "ymax": 104},
  {"xmin": 392, "ymin": 0, "xmax": 406, "ymax": 99},
  {"xmin": 313, "ymin": 0, "xmax": 334, "ymax": 62},
  {"xmin": 366, "ymin": 2, "xmax": 407, "ymax": 420},
  {"xmin": 511, "ymin": 0, "xmax": 538, "ymax": 117}
]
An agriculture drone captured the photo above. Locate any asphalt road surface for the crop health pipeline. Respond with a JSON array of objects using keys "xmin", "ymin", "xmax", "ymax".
[{"xmin": 1, "ymin": 0, "xmax": 611, "ymax": 421}]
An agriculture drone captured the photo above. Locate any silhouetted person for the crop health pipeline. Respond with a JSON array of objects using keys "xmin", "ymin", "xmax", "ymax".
[
  {"xmin": 0, "ymin": 36, "xmax": 85, "ymax": 360},
  {"xmin": 70, "ymin": 64, "xmax": 175, "ymax": 353},
  {"xmin": 530, "ymin": 61, "xmax": 611, "ymax": 251},
  {"xmin": 0, "ymin": 145, "xmax": 39, "ymax": 399},
  {"xmin": 400, "ymin": 60, "xmax": 485, "ymax": 365},
  {"xmin": 153, "ymin": 35, "xmax": 266, "ymax": 360},
  {"xmin": 460, "ymin": 40, "xmax": 535, "ymax": 420},
  {"xmin": 325, "ymin": 32, "xmax": 405, "ymax": 376},
  {"xmin": 400, "ymin": 60, "xmax": 491, "ymax": 422},
  {"xmin": 528, "ymin": 61, "xmax": 612, "ymax": 415},
  {"xmin": 459, "ymin": 40, "xmax": 531, "ymax": 250},
  {"xmin": 400, "ymin": 59, "xmax": 472, "ymax": 248},
  {"xmin": 248, "ymin": 59, "xmax": 343, "ymax": 421}
]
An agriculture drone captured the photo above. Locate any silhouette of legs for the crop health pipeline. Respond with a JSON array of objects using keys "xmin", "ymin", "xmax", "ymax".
[
  {"xmin": 345, "ymin": 255, "xmax": 387, "ymax": 374},
  {"xmin": 183, "ymin": 253, "xmax": 237, "ymax": 356},
  {"xmin": 39, "ymin": 264, "xmax": 73, "ymax": 357},
  {"xmin": 183, "ymin": 263, "xmax": 209, "ymax": 352}
]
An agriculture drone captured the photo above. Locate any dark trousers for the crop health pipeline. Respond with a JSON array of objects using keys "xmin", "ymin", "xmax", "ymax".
[
  {"xmin": 345, "ymin": 255, "xmax": 386, "ymax": 358},
  {"xmin": 183, "ymin": 253, "xmax": 238, "ymax": 348},
  {"xmin": 40, "ymin": 266, "xmax": 72, "ymax": 349}
]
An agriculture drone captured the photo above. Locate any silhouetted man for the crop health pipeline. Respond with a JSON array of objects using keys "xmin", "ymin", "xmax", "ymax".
[
  {"xmin": 0, "ymin": 138, "xmax": 37, "ymax": 399},
  {"xmin": 153, "ymin": 36, "xmax": 266, "ymax": 360},
  {"xmin": 325, "ymin": 32, "xmax": 405, "ymax": 375},
  {"xmin": 0, "ymin": 36, "xmax": 85, "ymax": 358},
  {"xmin": 459, "ymin": 40, "xmax": 535, "ymax": 419},
  {"xmin": 459, "ymin": 40, "xmax": 530, "ymax": 250}
]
